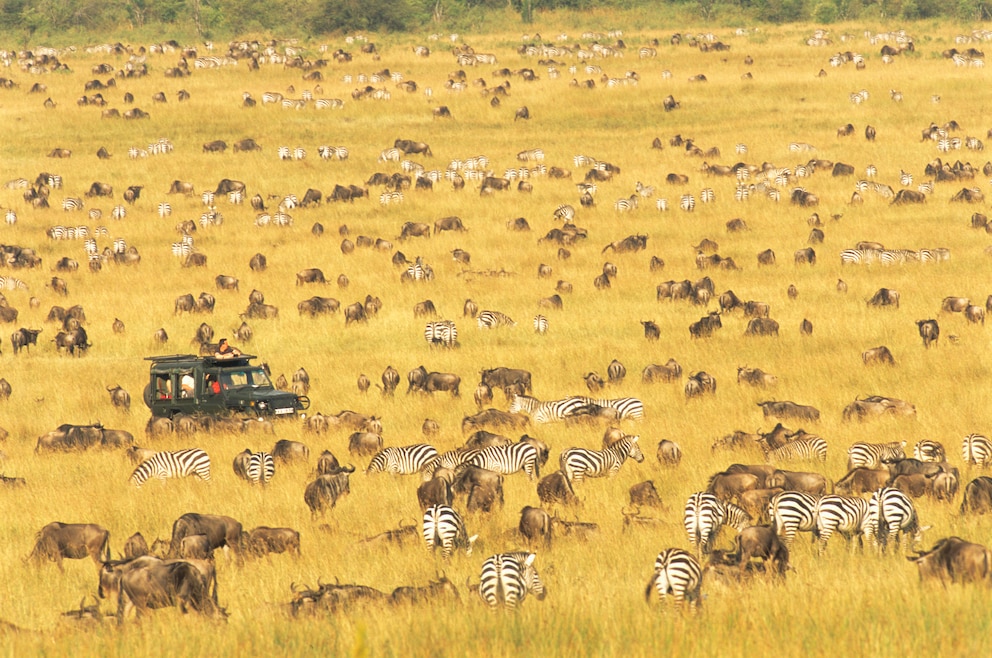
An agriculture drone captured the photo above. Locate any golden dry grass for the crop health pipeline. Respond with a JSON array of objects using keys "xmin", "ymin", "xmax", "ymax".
[{"xmin": 0, "ymin": 19, "xmax": 991, "ymax": 658}]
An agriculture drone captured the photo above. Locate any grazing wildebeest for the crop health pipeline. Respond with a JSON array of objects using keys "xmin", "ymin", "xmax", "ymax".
[
  {"xmin": 892, "ymin": 189, "xmax": 926, "ymax": 205},
  {"xmin": 737, "ymin": 366, "xmax": 777, "ymax": 387},
  {"xmin": 684, "ymin": 371, "xmax": 717, "ymax": 399},
  {"xmin": 743, "ymin": 301, "xmax": 770, "ymax": 318},
  {"xmin": 167, "ymin": 180, "xmax": 195, "ymax": 196},
  {"xmin": 214, "ymin": 179, "xmax": 246, "ymax": 196},
  {"xmin": 348, "ymin": 432, "xmax": 384, "ymax": 456},
  {"xmin": 28, "ymin": 522, "xmax": 110, "ymax": 570},
  {"xmin": 215, "ymin": 275, "xmax": 239, "ymax": 291},
  {"xmin": 794, "ymin": 247, "xmax": 816, "ymax": 265},
  {"xmin": 296, "ymin": 268, "xmax": 326, "ymax": 285},
  {"xmin": 663, "ymin": 94, "xmax": 680, "ymax": 111},
  {"xmin": 641, "ymin": 321, "xmax": 660, "ymax": 341},
  {"xmin": 642, "ymin": 359, "xmax": 682, "ymax": 384},
  {"xmin": 461, "ymin": 409, "xmax": 529, "ymax": 434},
  {"xmin": 916, "ymin": 319, "xmax": 939, "ymax": 348},
  {"xmin": 745, "ymin": 318, "xmax": 780, "ymax": 336},
  {"xmin": 657, "ymin": 440, "xmax": 682, "ymax": 466},
  {"xmin": 519, "ymin": 506, "xmax": 553, "ymax": 548},
  {"xmin": 434, "ymin": 216, "xmax": 466, "ymax": 234},
  {"xmin": 124, "ymin": 532, "xmax": 149, "ymax": 558},
  {"xmin": 867, "ymin": 288, "xmax": 900, "ymax": 308},
  {"xmin": 961, "ymin": 477, "xmax": 992, "ymax": 515},
  {"xmin": 835, "ymin": 468, "xmax": 890, "ymax": 495},
  {"xmin": 735, "ymin": 525, "xmax": 789, "ymax": 576},
  {"xmin": 247, "ymin": 527, "xmax": 301, "ymax": 558},
  {"xmin": 757, "ymin": 400, "xmax": 820, "ymax": 422},
  {"xmin": 765, "ymin": 470, "xmax": 829, "ymax": 495},
  {"xmin": 107, "ymin": 385, "xmax": 130, "ymax": 412},
  {"xmin": 908, "ymin": 537, "xmax": 992, "ymax": 585},
  {"xmin": 168, "ymin": 513, "xmax": 243, "ymax": 560},
  {"xmin": 862, "ymin": 345, "xmax": 895, "ymax": 366},
  {"xmin": 537, "ymin": 471, "xmax": 580, "ymax": 507},
  {"xmin": 630, "ymin": 481, "xmax": 664, "ymax": 508},
  {"xmin": 111, "ymin": 559, "xmax": 225, "ymax": 621},
  {"xmin": 451, "ymin": 465, "xmax": 504, "ymax": 512},
  {"xmin": 480, "ymin": 367, "xmax": 532, "ymax": 394}
]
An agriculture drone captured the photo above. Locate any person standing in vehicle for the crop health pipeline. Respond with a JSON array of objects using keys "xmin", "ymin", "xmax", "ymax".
[{"xmin": 214, "ymin": 338, "xmax": 241, "ymax": 359}]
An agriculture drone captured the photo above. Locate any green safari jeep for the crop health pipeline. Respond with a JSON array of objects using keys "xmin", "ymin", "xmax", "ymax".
[{"xmin": 142, "ymin": 353, "xmax": 309, "ymax": 418}]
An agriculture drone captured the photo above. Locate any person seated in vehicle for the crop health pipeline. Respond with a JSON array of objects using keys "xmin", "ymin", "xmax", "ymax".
[
  {"xmin": 180, "ymin": 373, "xmax": 195, "ymax": 398},
  {"xmin": 156, "ymin": 375, "xmax": 172, "ymax": 399},
  {"xmin": 205, "ymin": 374, "xmax": 221, "ymax": 395},
  {"xmin": 214, "ymin": 338, "xmax": 242, "ymax": 359}
]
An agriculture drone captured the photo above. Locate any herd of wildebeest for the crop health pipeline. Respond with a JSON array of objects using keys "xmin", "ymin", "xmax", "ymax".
[{"xmin": 3, "ymin": 22, "xmax": 992, "ymax": 629}]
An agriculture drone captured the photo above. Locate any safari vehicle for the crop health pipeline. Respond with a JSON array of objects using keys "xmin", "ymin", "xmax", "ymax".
[{"xmin": 143, "ymin": 354, "xmax": 309, "ymax": 418}]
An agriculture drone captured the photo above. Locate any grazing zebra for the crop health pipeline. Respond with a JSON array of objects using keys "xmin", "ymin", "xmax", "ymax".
[
  {"xmin": 0, "ymin": 276, "xmax": 27, "ymax": 291},
  {"xmin": 847, "ymin": 440, "xmax": 906, "ymax": 470},
  {"xmin": 962, "ymin": 433, "xmax": 992, "ymax": 467},
  {"xmin": 509, "ymin": 394, "xmax": 585, "ymax": 424},
  {"xmin": 533, "ymin": 315, "xmax": 548, "ymax": 334},
  {"xmin": 157, "ymin": 202, "xmax": 171, "ymax": 218},
  {"xmin": 228, "ymin": 190, "xmax": 244, "ymax": 204},
  {"xmin": 278, "ymin": 146, "xmax": 291, "ymax": 160},
  {"xmin": 917, "ymin": 181, "xmax": 935, "ymax": 195},
  {"xmin": 246, "ymin": 451, "xmax": 275, "ymax": 485},
  {"xmin": 769, "ymin": 490, "xmax": 818, "ymax": 547},
  {"xmin": 62, "ymin": 197, "xmax": 83, "ymax": 212},
  {"xmin": 553, "ymin": 204, "xmax": 575, "ymax": 222},
  {"xmin": 87, "ymin": 208, "xmax": 102, "ymax": 221},
  {"xmin": 899, "ymin": 170, "xmax": 914, "ymax": 186},
  {"xmin": 112, "ymin": 238, "xmax": 127, "ymax": 254},
  {"xmin": 913, "ymin": 439, "xmax": 946, "ymax": 463},
  {"xmin": 367, "ymin": 444, "xmax": 439, "ymax": 475},
  {"xmin": 293, "ymin": 147, "xmax": 306, "ymax": 160},
  {"xmin": 201, "ymin": 191, "xmax": 215, "ymax": 206},
  {"xmin": 576, "ymin": 396, "xmax": 644, "ymax": 420},
  {"xmin": 517, "ymin": 148, "xmax": 544, "ymax": 162},
  {"xmin": 814, "ymin": 494, "xmax": 870, "ymax": 552},
  {"xmin": 4, "ymin": 209, "xmax": 15, "ymax": 225},
  {"xmin": 378, "ymin": 148, "xmax": 401, "ymax": 163},
  {"xmin": 129, "ymin": 448, "xmax": 211, "ymax": 488},
  {"xmin": 683, "ymin": 491, "xmax": 725, "ymax": 554},
  {"xmin": 111, "ymin": 205, "xmax": 126, "ymax": 220},
  {"xmin": 645, "ymin": 548, "xmax": 702, "ymax": 607},
  {"xmin": 469, "ymin": 440, "xmax": 542, "ymax": 480},
  {"xmin": 656, "ymin": 198, "xmax": 669, "ymax": 211},
  {"xmin": 422, "ymin": 504, "xmax": 476, "ymax": 558},
  {"xmin": 614, "ymin": 195, "xmax": 638, "ymax": 212},
  {"xmin": 314, "ymin": 98, "xmax": 345, "ymax": 110},
  {"xmin": 479, "ymin": 552, "xmax": 545, "ymax": 609},
  {"xmin": 559, "ymin": 435, "xmax": 644, "ymax": 483},
  {"xmin": 764, "ymin": 436, "xmax": 827, "ymax": 463},
  {"xmin": 424, "ymin": 320, "xmax": 458, "ymax": 347},
  {"xmin": 636, "ymin": 181, "xmax": 655, "ymax": 198},
  {"xmin": 421, "ymin": 447, "xmax": 479, "ymax": 479},
  {"xmin": 866, "ymin": 487, "xmax": 922, "ymax": 552},
  {"xmin": 380, "ymin": 191, "xmax": 404, "ymax": 205},
  {"xmin": 477, "ymin": 310, "xmax": 516, "ymax": 329},
  {"xmin": 699, "ymin": 188, "xmax": 715, "ymax": 203},
  {"xmin": 48, "ymin": 174, "xmax": 63, "ymax": 188},
  {"xmin": 679, "ymin": 194, "xmax": 695, "ymax": 212}
]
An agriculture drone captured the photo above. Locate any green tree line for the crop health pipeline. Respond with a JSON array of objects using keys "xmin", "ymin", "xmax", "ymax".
[{"xmin": 2, "ymin": 0, "xmax": 990, "ymax": 41}]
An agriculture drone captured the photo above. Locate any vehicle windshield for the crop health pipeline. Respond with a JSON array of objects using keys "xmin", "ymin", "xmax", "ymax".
[{"xmin": 220, "ymin": 368, "xmax": 272, "ymax": 388}]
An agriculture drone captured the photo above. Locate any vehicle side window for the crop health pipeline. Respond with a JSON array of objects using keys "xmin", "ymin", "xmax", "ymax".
[{"xmin": 156, "ymin": 374, "xmax": 172, "ymax": 399}]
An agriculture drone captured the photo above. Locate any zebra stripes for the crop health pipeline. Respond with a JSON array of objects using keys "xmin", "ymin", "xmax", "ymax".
[
  {"xmin": 4, "ymin": 210, "xmax": 15, "ymax": 225},
  {"xmin": 559, "ymin": 435, "xmax": 644, "ymax": 483},
  {"xmin": 406, "ymin": 259, "xmax": 434, "ymax": 281},
  {"xmin": 866, "ymin": 487, "xmax": 921, "ymax": 552},
  {"xmin": 679, "ymin": 194, "xmax": 695, "ymax": 212},
  {"xmin": 508, "ymin": 394, "xmax": 586, "ymax": 424},
  {"xmin": 533, "ymin": 315, "xmax": 548, "ymax": 334},
  {"xmin": 764, "ymin": 436, "xmax": 827, "ymax": 463},
  {"xmin": 814, "ymin": 494, "xmax": 870, "ymax": 552},
  {"xmin": 424, "ymin": 320, "xmax": 458, "ymax": 347},
  {"xmin": 683, "ymin": 492, "xmax": 726, "ymax": 554},
  {"xmin": 422, "ymin": 504, "xmax": 476, "ymax": 558},
  {"xmin": 614, "ymin": 195, "xmax": 638, "ymax": 212},
  {"xmin": 517, "ymin": 148, "xmax": 544, "ymax": 162},
  {"xmin": 314, "ymin": 99, "xmax": 345, "ymax": 110},
  {"xmin": 246, "ymin": 451, "xmax": 275, "ymax": 485},
  {"xmin": 477, "ymin": 310, "xmax": 516, "ymax": 328},
  {"xmin": 913, "ymin": 439, "xmax": 946, "ymax": 463},
  {"xmin": 700, "ymin": 188, "xmax": 715, "ymax": 203},
  {"xmin": 0, "ymin": 276, "xmax": 27, "ymax": 291},
  {"xmin": 575, "ymin": 396, "xmax": 644, "ymax": 420},
  {"xmin": 47, "ymin": 225, "xmax": 92, "ymax": 240},
  {"xmin": 553, "ymin": 204, "xmax": 575, "ymax": 222},
  {"xmin": 380, "ymin": 191, "xmax": 404, "ymax": 205},
  {"xmin": 157, "ymin": 202, "xmax": 172, "ymax": 218},
  {"xmin": 378, "ymin": 148, "xmax": 401, "ymax": 163},
  {"xmin": 111, "ymin": 205, "xmax": 126, "ymax": 220},
  {"xmin": 645, "ymin": 548, "xmax": 702, "ymax": 607},
  {"xmin": 129, "ymin": 448, "xmax": 211, "ymax": 487},
  {"xmin": 962, "ymin": 433, "xmax": 992, "ymax": 467},
  {"xmin": 318, "ymin": 145, "xmax": 349, "ymax": 160},
  {"xmin": 769, "ymin": 490, "xmax": 818, "ymax": 547},
  {"xmin": 469, "ymin": 441, "xmax": 542, "ymax": 480},
  {"xmin": 479, "ymin": 552, "xmax": 545, "ymax": 609},
  {"xmin": 367, "ymin": 444, "xmax": 439, "ymax": 475},
  {"xmin": 847, "ymin": 441, "xmax": 905, "ymax": 470},
  {"xmin": 62, "ymin": 197, "xmax": 84, "ymax": 212}
]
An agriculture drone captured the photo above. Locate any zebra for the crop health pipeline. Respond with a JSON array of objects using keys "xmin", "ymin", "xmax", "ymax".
[
  {"xmin": 645, "ymin": 548, "xmax": 702, "ymax": 607},
  {"xmin": 201, "ymin": 191, "xmax": 215, "ymax": 206},
  {"xmin": 683, "ymin": 492, "xmax": 726, "ymax": 554},
  {"xmin": 479, "ymin": 552, "xmax": 545, "ymax": 609},
  {"xmin": 367, "ymin": 444, "xmax": 440, "ymax": 475},
  {"xmin": 228, "ymin": 190, "xmax": 244, "ymax": 205},
  {"xmin": 62, "ymin": 197, "xmax": 83, "ymax": 212},
  {"xmin": 380, "ymin": 191, "xmax": 404, "ymax": 205},
  {"xmin": 246, "ymin": 451, "xmax": 275, "ymax": 485},
  {"xmin": 129, "ymin": 448, "xmax": 211, "ymax": 488},
  {"xmin": 847, "ymin": 441, "xmax": 906, "ymax": 470},
  {"xmin": 917, "ymin": 181, "xmax": 935, "ymax": 195},
  {"xmin": 157, "ymin": 202, "xmax": 171, "ymax": 218},
  {"xmin": 293, "ymin": 147, "xmax": 306, "ymax": 160},
  {"xmin": 553, "ymin": 204, "xmax": 575, "ymax": 221},
  {"xmin": 422, "ymin": 504, "xmax": 477, "ymax": 558},
  {"xmin": 866, "ymin": 487, "xmax": 923, "ymax": 552},
  {"xmin": 477, "ymin": 310, "xmax": 516, "ymax": 328},
  {"xmin": 699, "ymin": 188, "xmax": 715, "ymax": 203},
  {"xmin": 575, "ymin": 396, "xmax": 644, "ymax": 420},
  {"xmin": 508, "ymin": 394, "xmax": 586, "ymax": 424},
  {"xmin": 4, "ymin": 210, "xmax": 15, "ymax": 225},
  {"xmin": 261, "ymin": 91, "xmax": 284, "ymax": 104},
  {"xmin": 962, "ymin": 433, "xmax": 992, "ymax": 467},
  {"xmin": 614, "ymin": 195, "xmax": 638, "ymax": 212},
  {"xmin": 111, "ymin": 205, "xmax": 126, "ymax": 221},
  {"xmin": 635, "ymin": 181, "xmax": 655, "ymax": 198},
  {"xmin": 913, "ymin": 439, "xmax": 946, "ymax": 463},
  {"xmin": 112, "ymin": 238, "xmax": 127, "ymax": 254},
  {"xmin": 839, "ymin": 249, "xmax": 880, "ymax": 265},
  {"xmin": 278, "ymin": 146, "xmax": 291, "ymax": 160},
  {"xmin": 421, "ymin": 447, "xmax": 480, "ymax": 480},
  {"xmin": 769, "ymin": 490, "xmax": 819, "ymax": 547},
  {"xmin": 865, "ymin": 164, "xmax": 877, "ymax": 178},
  {"xmin": 533, "ymin": 315, "xmax": 548, "ymax": 334},
  {"xmin": 919, "ymin": 248, "xmax": 950, "ymax": 263},
  {"xmin": 406, "ymin": 259, "xmax": 434, "ymax": 281},
  {"xmin": 559, "ymin": 435, "xmax": 644, "ymax": 483},
  {"xmin": 378, "ymin": 148, "xmax": 401, "ymax": 163},
  {"xmin": 0, "ymin": 276, "xmax": 27, "ymax": 291},
  {"xmin": 517, "ymin": 148, "xmax": 544, "ymax": 162},
  {"xmin": 763, "ymin": 437, "xmax": 827, "ymax": 463},
  {"xmin": 814, "ymin": 494, "xmax": 870, "ymax": 553},
  {"xmin": 314, "ymin": 99, "xmax": 345, "ymax": 110},
  {"xmin": 899, "ymin": 170, "xmax": 913, "ymax": 186},
  {"xmin": 424, "ymin": 320, "xmax": 458, "ymax": 347},
  {"xmin": 679, "ymin": 194, "xmax": 695, "ymax": 212},
  {"xmin": 469, "ymin": 440, "xmax": 543, "ymax": 480}
]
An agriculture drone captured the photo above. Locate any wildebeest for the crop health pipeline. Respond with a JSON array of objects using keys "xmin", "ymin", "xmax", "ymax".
[
  {"xmin": 434, "ymin": 216, "xmax": 466, "ymax": 234},
  {"xmin": 247, "ymin": 527, "xmax": 300, "ymax": 558},
  {"xmin": 743, "ymin": 300, "xmax": 770, "ymax": 318},
  {"xmin": 862, "ymin": 345, "xmax": 895, "ymax": 366},
  {"xmin": 642, "ymin": 359, "xmax": 683, "ymax": 384},
  {"xmin": 394, "ymin": 138, "xmax": 432, "ymax": 156},
  {"xmin": 480, "ymin": 367, "xmax": 532, "ymax": 395},
  {"xmin": 867, "ymin": 288, "xmax": 900, "ymax": 309},
  {"xmin": 106, "ymin": 385, "xmax": 130, "ymax": 412},
  {"xmin": 735, "ymin": 525, "xmax": 789, "ymax": 576},
  {"xmin": 916, "ymin": 319, "xmax": 939, "ymax": 348},
  {"xmin": 109, "ymin": 558, "xmax": 225, "ymax": 621},
  {"xmin": 757, "ymin": 400, "xmax": 820, "ymax": 422},
  {"xmin": 737, "ymin": 366, "xmax": 777, "ymax": 388},
  {"xmin": 123, "ymin": 533, "xmax": 149, "ymax": 559},
  {"xmin": 167, "ymin": 514, "xmax": 243, "ymax": 562},
  {"xmin": 629, "ymin": 481, "xmax": 664, "ymax": 508},
  {"xmin": 794, "ymin": 247, "xmax": 816, "ymax": 265},
  {"xmin": 271, "ymin": 439, "xmax": 309, "ymax": 464},
  {"xmin": 745, "ymin": 318, "xmax": 780, "ymax": 337},
  {"xmin": 27, "ymin": 522, "xmax": 110, "ymax": 570},
  {"xmin": 842, "ymin": 396, "xmax": 916, "ymax": 422},
  {"xmin": 461, "ymin": 409, "xmax": 529, "ymax": 435},
  {"xmin": 10, "ymin": 327, "xmax": 41, "ymax": 354},
  {"xmin": 519, "ymin": 506, "xmax": 553, "ymax": 548},
  {"xmin": 641, "ymin": 320, "xmax": 660, "ymax": 341},
  {"xmin": 707, "ymin": 472, "xmax": 760, "ymax": 503},
  {"xmin": 452, "ymin": 465, "xmax": 504, "ymax": 512},
  {"xmin": 304, "ymin": 473, "xmax": 351, "ymax": 517},
  {"xmin": 961, "ymin": 477, "xmax": 992, "ymax": 515},
  {"xmin": 663, "ymin": 94, "xmax": 680, "ymax": 111},
  {"xmin": 835, "ymin": 468, "xmax": 890, "ymax": 495},
  {"xmin": 296, "ymin": 268, "xmax": 326, "ymax": 285},
  {"xmin": 657, "ymin": 440, "xmax": 682, "ymax": 466},
  {"xmin": 908, "ymin": 537, "xmax": 992, "ymax": 585},
  {"xmin": 537, "ymin": 471, "xmax": 580, "ymax": 507},
  {"xmin": 684, "ymin": 371, "xmax": 716, "ymax": 399},
  {"xmin": 765, "ymin": 470, "xmax": 829, "ymax": 495},
  {"xmin": 892, "ymin": 189, "xmax": 926, "ymax": 205}
]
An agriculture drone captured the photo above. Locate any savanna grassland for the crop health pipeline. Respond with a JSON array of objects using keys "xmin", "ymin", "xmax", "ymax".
[{"xmin": 2, "ymin": 18, "xmax": 992, "ymax": 658}]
